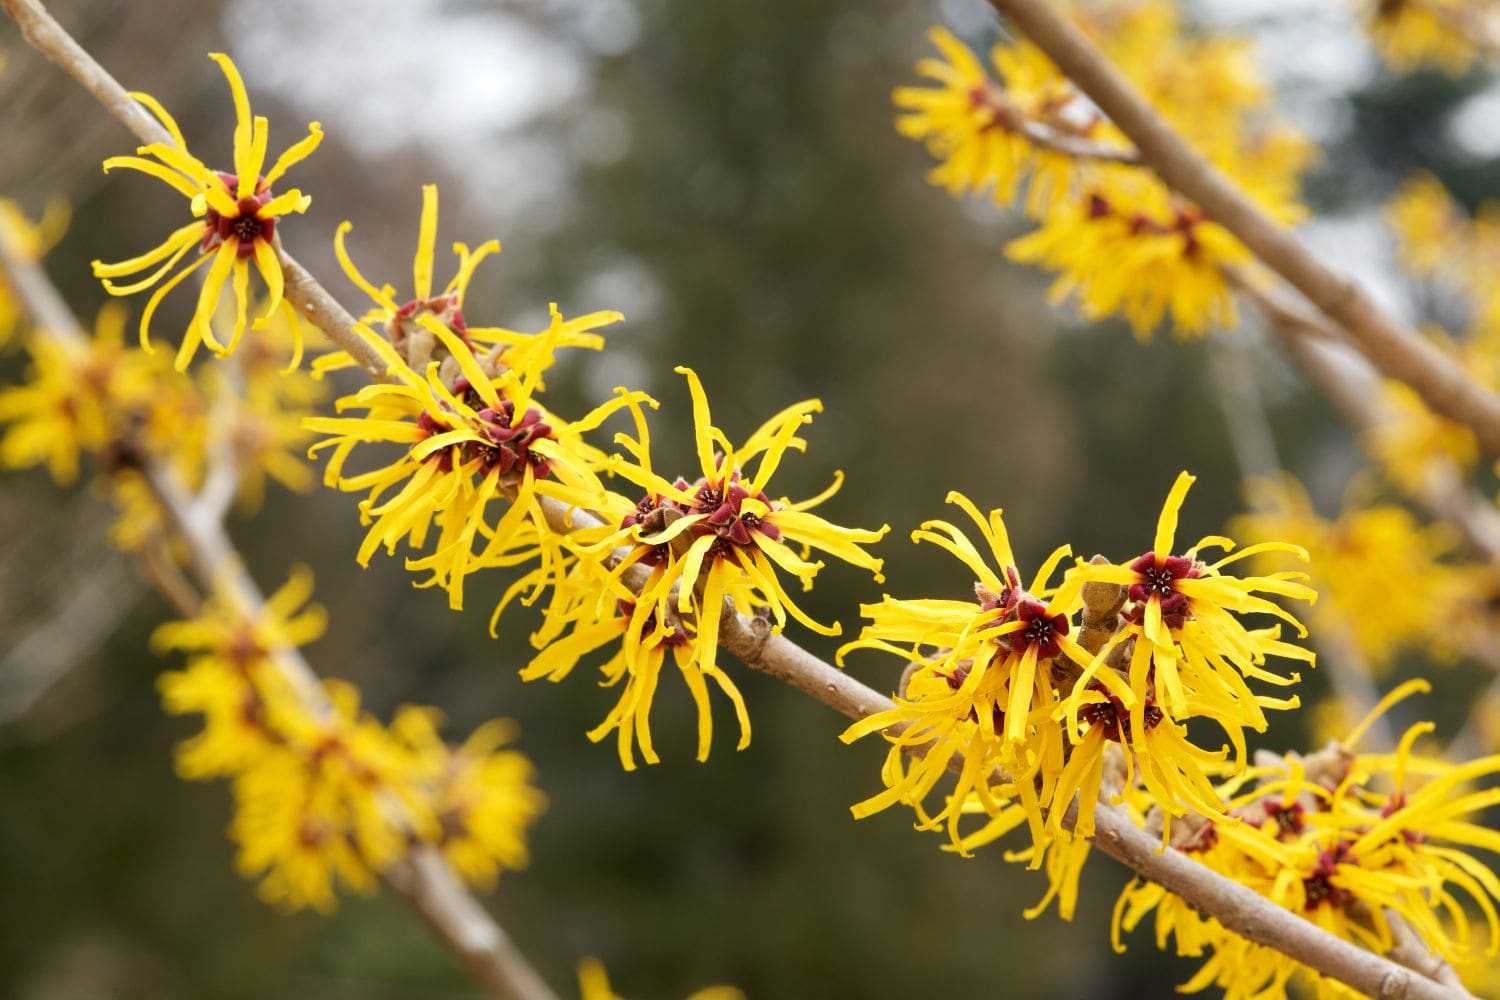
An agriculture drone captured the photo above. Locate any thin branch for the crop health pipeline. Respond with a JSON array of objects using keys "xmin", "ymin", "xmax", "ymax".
[
  {"xmin": 983, "ymin": 0, "xmax": 1500, "ymax": 457},
  {"xmin": 0, "ymin": 555, "xmax": 139, "ymax": 726}
]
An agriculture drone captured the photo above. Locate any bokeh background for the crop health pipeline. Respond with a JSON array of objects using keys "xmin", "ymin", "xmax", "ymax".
[{"xmin": 2, "ymin": 0, "xmax": 1497, "ymax": 997}]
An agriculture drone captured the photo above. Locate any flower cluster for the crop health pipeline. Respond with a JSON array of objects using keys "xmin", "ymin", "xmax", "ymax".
[
  {"xmin": 91, "ymin": 53, "xmax": 322, "ymax": 369},
  {"xmin": 0, "ymin": 290, "xmax": 325, "ymax": 548},
  {"xmin": 897, "ymin": 2, "xmax": 1312, "ymax": 339},
  {"xmin": 518, "ymin": 368, "xmax": 888, "ymax": 769},
  {"xmin": 155, "ymin": 569, "xmax": 545, "ymax": 910},
  {"xmin": 306, "ymin": 188, "xmax": 636, "ymax": 614},
  {"xmin": 1112, "ymin": 681, "xmax": 1500, "ymax": 999},
  {"xmin": 841, "ymin": 472, "xmax": 1314, "ymax": 865}
]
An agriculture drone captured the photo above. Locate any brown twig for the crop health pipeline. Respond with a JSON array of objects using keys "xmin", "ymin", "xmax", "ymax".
[{"xmin": 983, "ymin": 0, "xmax": 1500, "ymax": 457}]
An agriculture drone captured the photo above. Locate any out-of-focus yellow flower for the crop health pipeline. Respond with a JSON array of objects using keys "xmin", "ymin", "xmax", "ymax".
[
  {"xmin": 1359, "ymin": 0, "xmax": 1494, "ymax": 75},
  {"xmin": 388, "ymin": 710, "xmax": 546, "ymax": 892},
  {"xmin": 1006, "ymin": 170, "xmax": 1251, "ymax": 339},
  {"xmin": 0, "ymin": 303, "xmax": 167, "ymax": 484},
  {"xmin": 896, "ymin": 2, "xmax": 1311, "ymax": 340},
  {"xmin": 0, "ymin": 197, "xmax": 69, "ymax": 350},
  {"xmin": 157, "ymin": 569, "xmax": 545, "ymax": 911},
  {"xmin": 91, "ymin": 53, "xmax": 322, "ymax": 370},
  {"xmin": 1233, "ymin": 475, "xmax": 1492, "ymax": 671},
  {"xmin": 197, "ymin": 298, "xmax": 327, "ymax": 511},
  {"xmin": 1369, "ymin": 375, "xmax": 1479, "ymax": 492},
  {"xmin": 894, "ymin": 27, "xmax": 1112, "ymax": 217},
  {"xmin": 525, "ymin": 369, "xmax": 887, "ymax": 769}
]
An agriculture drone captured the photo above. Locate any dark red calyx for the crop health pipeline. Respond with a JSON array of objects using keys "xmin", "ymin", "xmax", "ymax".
[
  {"xmin": 1263, "ymin": 800, "xmax": 1306, "ymax": 838},
  {"xmin": 1079, "ymin": 682, "xmax": 1164, "ymax": 744},
  {"xmin": 688, "ymin": 471, "xmax": 781, "ymax": 555},
  {"xmin": 1302, "ymin": 845, "xmax": 1351, "ymax": 910},
  {"xmin": 474, "ymin": 401, "xmax": 554, "ymax": 478},
  {"xmin": 1001, "ymin": 598, "xmax": 1069, "ymax": 658},
  {"xmin": 201, "ymin": 172, "xmax": 273, "ymax": 258}
]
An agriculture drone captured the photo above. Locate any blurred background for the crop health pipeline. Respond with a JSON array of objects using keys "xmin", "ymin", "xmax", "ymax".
[{"xmin": 2, "ymin": 0, "xmax": 1497, "ymax": 997}]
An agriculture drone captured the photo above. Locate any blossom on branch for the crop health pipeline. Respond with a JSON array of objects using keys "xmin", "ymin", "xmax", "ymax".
[
  {"xmin": 520, "ymin": 368, "xmax": 888, "ymax": 769},
  {"xmin": 156, "ymin": 569, "xmax": 544, "ymax": 911},
  {"xmin": 91, "ymin": 53, "xmax": 322, "ymax": 370}
]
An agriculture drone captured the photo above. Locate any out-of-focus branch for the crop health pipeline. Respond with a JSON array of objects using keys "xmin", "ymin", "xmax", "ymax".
[
  {"xmin": 1231, "ymin": 272, "xmax": 1500, "ymax": 570},
  {"xmin": 0, "ymin": 554, "xmax": 138, "ymax": 726},
  {"xmin": 1234, "ymin": 273, "xmax": 1500, "ymax": 756},
  {"xmin": 982, "ymin": 0, "xmax": 1500, "ymax": 457}
]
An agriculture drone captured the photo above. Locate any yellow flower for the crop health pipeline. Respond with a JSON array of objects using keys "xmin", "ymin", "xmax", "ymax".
[
  {"xmin": 386, "ymin": 710, "xmax": 546, "ymax": 892},
  {"xmin": 308, "ymin": 308, "xmax": 634, "ymax": 610},
  {"xmin": 1067, "ymin": 472, "xmax": 1313, "ymax": 748},
  {"xmin": 318, "ymin": 184, "xmax": 607, "ymax": 377},
  {"xmin": 91, "ymin": 53, "xmax": 322, "ymax": 369},
  {"xmin": 895, "ymin": 27, "xmax": 1101, "ymax": 217},
  {"xmin": 538, "ymin": 367, "xmax": 885, "ymax": 767},
  {"xmin": 839, "ymin": 493, "xmax": 1087, "ymax": 852},
  {"xmin": 0, "ymin": 196, "xmax": 69, "ymax": 350},
  {"xmin": 519, "ymin": 546, "xmax": 731, "ymax": 771},
  {"xmin": 1054, "ymin": 472, "xmax": 1313, "ymax": 840},
  {"xmin": 1360, "ymin": 0, "xmax": 1489, "ymax": 75},
  {"xmin": 0, "ymin": 303, "xmax": 166, "ymax": 484}
]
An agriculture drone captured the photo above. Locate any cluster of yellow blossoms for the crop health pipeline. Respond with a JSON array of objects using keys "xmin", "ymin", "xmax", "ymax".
[
  {"xmin": 1357, "ymin": 0, "xmax": 1498, "ymax": 75},
  {"xmin": 839, "ymin": 473, "xmax": 1313, "ymax": 874},
  {"xmin": 896, "ymin": 1, "xmax": 1312, "ymax": 339},
  {"xmin": 1113, "ymin": 682, "xmax": 1500, "ymax": 997},
  {"xmin": 155, "ymin": 570, "xmax": 544, "ymax": 910},
  {"xmin": 298, "ymin": 186, "xmax": 888, "ymax": 772},
  {"xmin": 0, "ymin": 288, "xmax": 325, "ymax": 541}
]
